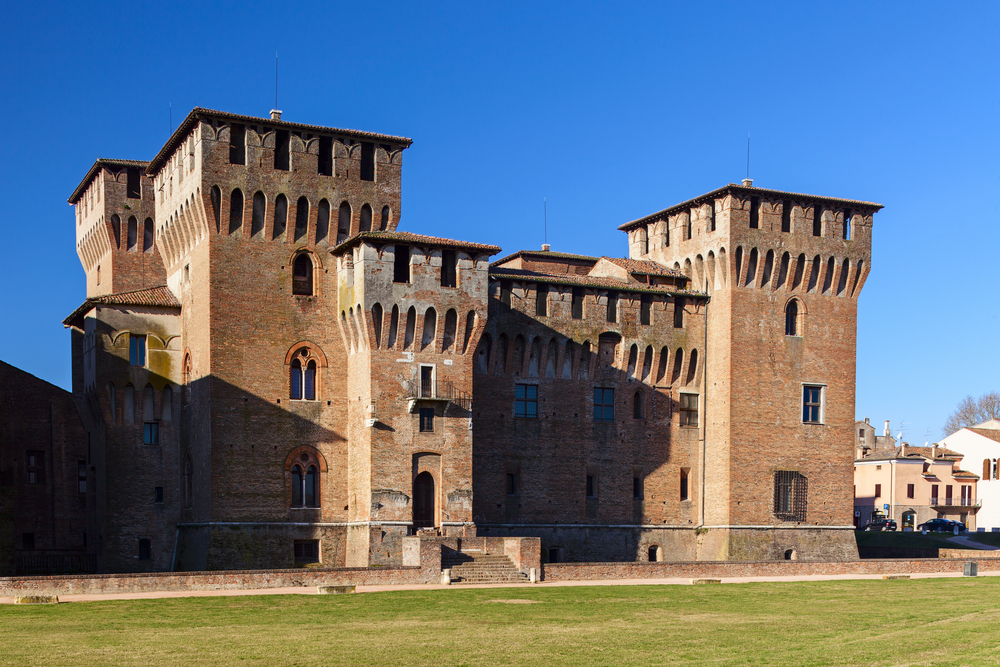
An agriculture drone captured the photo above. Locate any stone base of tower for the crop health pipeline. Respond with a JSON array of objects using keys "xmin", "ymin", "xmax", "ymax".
[
  {"xmin": 175, "ymin": 524, "xmax": 349, "ymax": 571},
  {"xmin": 698, "ymin": 527, "xmax": 860, "ymax": 562}
]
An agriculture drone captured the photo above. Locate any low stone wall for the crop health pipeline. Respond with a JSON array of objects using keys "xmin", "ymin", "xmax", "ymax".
[
  {"xmin": 542, "ymin": 558, "xmax": 1000, "ymax": 582},
  {"xmin": 939, "ymin": 549, "xmax": 1000, "ymax": 559}
]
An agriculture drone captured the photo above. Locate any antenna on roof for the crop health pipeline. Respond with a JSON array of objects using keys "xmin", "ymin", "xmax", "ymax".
[
  {"xmin": 544, "ymin": 198, "xmax": 547, "ymax": 246},
  {"xmin": 169, "ymin": 102, "xmax": 172, "ymax": 135},
  {"xmin": 275, "ymin": 52, "xmax": 278, "ymax": 111},
  {"xmin": 746, "ymin": 133, "xmax": 750, "ymax": 180}
]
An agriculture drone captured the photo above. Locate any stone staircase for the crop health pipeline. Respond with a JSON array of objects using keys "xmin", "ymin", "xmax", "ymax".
[{"xmin": 442, "ymin": 549, "xmax": 529, "ymax": 584}]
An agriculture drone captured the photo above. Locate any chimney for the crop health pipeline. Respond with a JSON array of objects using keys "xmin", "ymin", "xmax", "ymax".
[
  {"xmin": 932, "ymin": 444, "xmax": 939, "ymax": 459},
  {"xmin": 541, "ymin": 244, "xmax": 550, "ymax": 252},
  {"xmin": 270, "ymin": 109, "xmax": 282, "ymax": 120},
  {"xmin": 884, "ymin": 420, "xmax": 890, "ymax": 437},
  {"xmin": 742, "ymin": 178, "xmax": 754, "ymax": 187}
]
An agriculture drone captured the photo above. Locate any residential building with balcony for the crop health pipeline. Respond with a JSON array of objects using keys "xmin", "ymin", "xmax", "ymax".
[{"xmin": 939, "ymin": 420, "xmax": 1000, "ymax": 531}]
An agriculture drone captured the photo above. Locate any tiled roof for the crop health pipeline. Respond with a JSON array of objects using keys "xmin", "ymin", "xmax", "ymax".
[
  {"xmin": 491, "ymin": 249, "xmax": 600, "ymax": 267},
  {"xmin": 860, "ymin": 445, "xmax": 963, "ymax": 462},
  {"xmin": 488, "ymin": 267, "xmax": 707, "ymax": 297},
  {"xmin": 68, "ymin": 158, "xmax": 150, "ymax": 204},
  {"xmin": 148, "ymin": 108, "xmax": 413, "ymax": 174},
  {"xmin": 953, "ymin": 470, "xmax": 979, "ymax": 479},
  {"xmin": 63, "ymin": 286, "xmax": 180, "ymax": 328},
  {"xmin": 966, "ymin": 428, "xmax": 1000, "ymax": 444},
  {"xmin": 331, "ymin": 231, "xmax": 501, "ymax": 255},
  {"xmin": 602, "ymin": 257, "xmax": 686, "ymax": 277},
  {"xmin": 618, "ymin": 183, "xmax": 884, "ymax": 232}
]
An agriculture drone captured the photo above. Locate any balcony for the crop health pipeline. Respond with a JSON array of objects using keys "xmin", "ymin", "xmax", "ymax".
[
  {"xmin": 403, "ymin": 380, "xmax": 472, "ymax": 411},
  {"xmin": 929, "ymin": 497, "xmax": 981, "ymax": 509}
]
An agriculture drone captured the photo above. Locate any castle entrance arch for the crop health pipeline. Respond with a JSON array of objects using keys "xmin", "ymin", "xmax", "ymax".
[{"xmin": 413, "ymin": 471, "xmax": 436, "ymax": 529}]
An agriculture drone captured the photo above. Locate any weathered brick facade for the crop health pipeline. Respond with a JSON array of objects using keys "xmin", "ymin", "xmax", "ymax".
[{"xmin": 54, "ymin": 109, "xmax": 880, "ymax": 572}]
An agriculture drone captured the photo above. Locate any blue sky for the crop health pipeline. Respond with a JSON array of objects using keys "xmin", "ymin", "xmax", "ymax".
[{"xmin": 2, "ymin": 2, "xmax": 997, "ymax": 442}]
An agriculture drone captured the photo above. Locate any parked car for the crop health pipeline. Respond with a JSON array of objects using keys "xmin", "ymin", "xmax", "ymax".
[
  {"xmin": 917, "ymin": 518, "xmax": 967, "ymax": 534},
  {"xmin": 860, "ymin": 518, "xmax": 897, "ymax": 531}
]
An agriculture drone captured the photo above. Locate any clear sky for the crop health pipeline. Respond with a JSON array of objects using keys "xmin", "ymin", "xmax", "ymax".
[{"xmin": 2, "ymin": 2, "xmax": 997, "ymax": 442}]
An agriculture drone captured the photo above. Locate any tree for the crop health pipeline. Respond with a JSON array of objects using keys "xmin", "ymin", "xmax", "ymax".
[{"xmin": 943, "ymin": 391, "xmax": 1000, "ymax": 436}]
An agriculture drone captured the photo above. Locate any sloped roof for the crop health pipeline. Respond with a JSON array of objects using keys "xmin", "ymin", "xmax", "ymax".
[
  {"xmin": 965, "ymin": 428, "xmax": 1000, "ymax": 444},
  {"xmin": 489, "ymin": 266, "xmax": 706, "ymax": 297},
  {"xmin": 68, "ymin": 158, "xmax": 150, "ymax": 204},
  {"xmin": 63, "ymin": 286, "xmax": 181, "ymax": 329},
  {"xmin": 602, "ymin": 257, "xmax": 686, "ymax": 277},
  {"xmin": 860, "ymin": 445, "xmax": 963, "ymax": 462},
  {"xmin": 491, "ymin": 249, "xmax": 600, "ymax": 267},
  {"xmin": 331, "ymin": 231, "xmax": 501, "ymax": 256},
  {"xmin": 953, "ymin": 470, "xmax": 980, "ymax": 479}
]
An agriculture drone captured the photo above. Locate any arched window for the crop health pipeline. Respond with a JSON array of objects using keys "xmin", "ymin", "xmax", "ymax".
[
  {"xmin": 210, "ymin": 186, "xmax": 221, "ymax": 232},
  {"xmin": 288, "ymin": 449, "xmax": 323, "ymax": 508},
  {"xmin": 292, "ymin": 253, "xmax": 313, "ymax": 295},
  {"xmin": 290, "ymin": 359, "xmax": 302, "ymax": 400},
  {"xmin": 288, "ymin": 347, "xmax": 323, "ymax": 401},
  {"xmin": 272, "ymin": 194, "xmax": 288, "ymax": 240},
  {"xmin": 292, "ymin": 465, "xmax": 303, "ymax": 506},
  {"xmin": 182, "ymin": 353, "xmax": 192, "ymax": 405},
  {"xmin": 380, "ymin": 205, "xmax": 391, "ymax": 230},
  {"xmin": 229, "ymin": 188, "xmax": 244, "ymax": 234},
  {"xmin": 316, "ymin": 199, "xmax": 330, "ymax": 244},
  {"xmin": 127, "ymin": 216, "xmax": 138, "ymax": 250},
  {"xmin": 294, "ymin": 196, "xmax": 309, "ymax": 242},
  {"xmin": 633, "ymin": 391, "xmax": 645, "ymax": 419},
  {"xmin": 111, "ymin": 214, "xmax": 121, "ymax": 248},
  {"xmin": 686, "ymin": 349, "xmax": 698, "ymax": 385},
  {"xmin": 476, "ymin": 333, "xmax": 492, "ymax": 374},
  {"xmin": 337, "ymin": 201, "xmax": 351, "ymax": 242},
  {"xmin": 372, "ymin": 303, "xmax": 384, "ymax": 348},
  {"xmin": 251, "ymin": 191, "xmax": 266, "ymax": 237},
  {"xmin": 360, "ymin": 204, "xmax": 373, "ymax": 232},
  {"xmin": 143, "ymin": 217, "xmax": 154, "ymax": 252},
  {"xmin": 785, "ymin": 300, "xmax": 799, "ymax": 336}
]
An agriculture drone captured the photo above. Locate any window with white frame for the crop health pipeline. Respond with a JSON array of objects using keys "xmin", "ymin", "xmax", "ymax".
[{"xmin": 802, "ymin": 385, "xmax": 825, "ymax": 424}]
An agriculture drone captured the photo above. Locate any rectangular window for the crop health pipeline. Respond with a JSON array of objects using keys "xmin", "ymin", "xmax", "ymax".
[
  {"xmin": 802, "ymin": 385, "xmax": 823, "ymax": 424},
  {"xmin": 633, "ymin": 476, "xmax": 643, "ymax": 500},
  {"xmin": 441, "ymin": 249, "xmax": 457, "ymax": 287},
  {"xmin": 709, "ymin": 201, "xmax": 716, "ymax": 231},
  {"xmin": 606, "ymin": 291, "xmax": 617, "ymax": 323},
  {"xmin": 640, "ymin": 295, "xmax": 652, "ymax": 326},
  {"xmin": 129, "ymin": 334, "xmax": 147, "ymax": 367},
  {"xmin": 420, "ymin": 366, "xmax": 434, "ymax": 398},
  {"xmin": 673, "ymin": 297, "xmax": 685, "ymax": 328},
  {"xmin": 535, "ymin": 285, "xmax": 548, "ymax": 317},
  {"xmin": 26, "ymin": 451, "xmax": 45, "ymax": 485},
  {"xmin": 571, "ymin": 288, "xmax": 584, "ymax": 320},
  {"xmin": 126, "ymin": 167, "xmax": 141, "ymax": 199},
  {"xmin": 874, "ymin": 483, "xmax": 881, "ymax": 498},
  {"xmin": 318, "ymin": 136, "xmax": 333, "ymax": 175},
  {"xmin": 843, "ymin": 209, "xmax": 852, "ymax": 240},
  {"xmin": 859, "ymin": 429, "xmax": 865, "ymax": 438},
  {"xmin": 946, "ymin": 485, "xmax": 953, "ymax": 504},
  {"xmin": 749, "ymin": 196, "xmax": 760, "ymax": 228},
  {"xmin": 506, "ymin": 472, "xmax": 518, "ymax": 496},
  {"xmin": 781, "ymin": 200, "xmax": 791, "ymax": 232},
  {"xmin": 154, "ymin": 486, "xmax": 164, "ymax": 503},
  {"xmin": 229, "ymin": 123, "xmax": 246, "ymax": 165},
  {"xmin": 931, "ymin": 484, "xmax": 939, "ymax": 503},
  {"xmin": 515, "ymin": 384, "xmax": 538, "ymax": 419},
  {"xmin": 360, "ymin": 142, "xmax": 375, "ymax": 181},
  {"xmin": 274, "ymin": 129, "xmax": 290, "ymax": 170},
  {"xmin": 907, "ymin": 483, "xmax": 915, "ymax": 499},
  {"xmin": 680, "ymin": 468, "xmax": 689, "ymax": 501},
  {"xmin": 586, "ymin": 475, "xmax": 596, "ymax": 498},
  {"xmin": 500, "ymin": 280, "xmax": 512, "ymax": 312},
  {"xmin": 393, "ymin": 245, "xmax": 410, "ymax": 283},
  {"xmin": 78, "ymin": 461, "xmax": 87, "ymax": 494},
  {"xmin": 419, "ymin": 407, "xmax": 434, "ymax": 432},
  {"xmin": 593, "ymin": 387, "xmax": 614, "ymax": 422},
  {"xmin": 143, "ymin": 422, "xmax": 159, "ymax": 445},
  {"xmin": 294, "ymin": 539, "xmax": 320, "ymax": 564},
  {"xmin": 812, "ymin": 206, "xmax": 822, "ymax": 236},
  {"xmin": 773, "ymin": 471, "xmax": 808, "ymax": 521},
  {"xmin": 679, "ymin": 393, "xmax": 698, "ymax": 427}
]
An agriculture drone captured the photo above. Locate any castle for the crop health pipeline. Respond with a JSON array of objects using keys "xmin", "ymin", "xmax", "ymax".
[{"xmin": 8, "ymin": 107, "xmax": 881, "ymax": 573}]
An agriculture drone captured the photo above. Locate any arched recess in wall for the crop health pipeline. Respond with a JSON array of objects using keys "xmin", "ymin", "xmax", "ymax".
[
  {"xmin": 337, "ymin": 201, "xmax": 351, "ymax": 243},
  {"xmin": 626, "ymin": 344, "xmax": 638, "ymax": 377},
  {"xmin": 745, "ymin": 248, "xmax": 758, "ymax": 288},
  {"xmin": 671, "ymin": 348, "xmax": 684, "ymax": 384},
  {"xmin": 495, "ymin": 333, "xmax": 509, "ymax": 375},
  {"xmin": 251, "ymin": 191, "xmax": 266, "ymax": 237},
  {"xmin": 442, "ymin": 309, "xmax": 457, "ymax": 352},
  {"xmin": 706, "ymin": 252, "xmax": 716, "ymax": 292},
  {"xmin": 353, "ymin": 306, "xmax": 366, "ymax": 352},
  {"xmin": 528, "ymin": 337, "xmax": 541, "ymax": 377},
  {"xmin": 641, "ymin": 345, "xmax": 653, "ymax": 381},
  {"xmin": 562, "ymin": 340, "xmax": 575, "ymax": 379},
  {"xmin": 822, "ymin": 256, "xmax": 836, "ymax": 294},
  {"xmin": 761, "ymin": 250, "xmax": 774, "ymax": 288},
  {"xmin": 807, "ymin": 255, "xmax": 820, "ymax": 292},
  {"xmin": 229, "ymin": 188, "xmax": 244, "ymax": 234},
  {"xmin": 341, "ymin": 311, "xmax": 354, "ymax": 352},
  {"xmin": 850, "ymin": 260, "xmax": 865, "ymax": 297},
  {"xmin": 387, "ymin": 305, "xmax": 400, "ymax": 348},
  {"xmin": 512, "ymin": 335, "xmax": 526, "ymax": 375},
  {"xmin": 292, "ymin": 252, "xmax": 315, "ymax": 296},
  {"xmin": 476, "ymin": 333, "xmax": 492, "ymax": 374},
  {"xmin": 656, "ymin": 346, "xmax": 669, "ymax": 383},
  {"xmin": 372, "ymin": 303, "xmax": 384, "ymax": 348},
  {"xmin": 578, "ymin": 341, "xmax": 591, "ymax": 380},
  {"xmin": 380, "ymin": 206, "xmax": 391, "ymax": 230},
  {"xmin": 127, "ymin": 216, "xmax": 138, "ymax": 250},
  {"xmin": 836, "ymin": 258, "xmax": 851, "ymax": 296},
  {"xmin": 209, "ymin": 186, "xmax": 221, "ymax": 233},
  {"xmin": 421, "ymin": 308, "xmax": 437, "ymax": 351},
  {"xmin": 111, "ymin": 214, "xmax": 121, "ymax": 249},
  {"xmin": 633, "ymin": 390, "xmax": 645, "ymax": 419},
  {"xmin": 359, "ymin": 204, "xmax": 373, "ymax": 233},
  {"xmin": 776, "ymin": 252, "xmax": 790, "ymax": 290},
  {"xmin": 182, "ymin": 351, "xmax": 193, "ymax": 405},
  {"xmin": 734, "ymin": 247, "xmax": 743, "ymax": 286},
  {"xmin": 295, "ymin": 197, "xmax": 309, "ymax": 242},
  {"xmin": 695, "ymin": 254, "xmax": 705, "ymax": 291},
  {"xmin": 143, "ymin": 218, "xmax": 155, "ymax": 252},
  {"xmin": 637, "ymin": 227, "xmax": 648, "ymax": 255},
  {"xmin": 462, "ymin": 311, "xmax": 476, "ymax": 353},
  {"xmin": 316, "ymin": 199, "xmax": 330, "ymax": 244},
  {"xmin": 686, "ymin": 349, "xmax": 698, "ymax": 385},
  {"xmin": 544, "ymin": 338, "xmax": 559, "ymax": 378},
  {"xmin": 272, "ymin": 194, "xmax": 288, "ymax": 240},
  {"xmin": 684, "ymin": 258, "xmax": 693, "ymax": 283},
  {"xmin": 403, "ymin": 306, "xmax": 417, "ymax": 350}
]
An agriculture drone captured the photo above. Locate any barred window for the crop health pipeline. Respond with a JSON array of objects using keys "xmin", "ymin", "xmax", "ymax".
[
  {"xmin": 773, "ymin": 471, "xmax": 808, "ymax": 521},
  {"xmin": 679, "ymin": 393, "xmax": 698, "ymax": 427},
  {"xmin": 515, "ymin": 384, "xmax": 538, "ymax": 418},
  {"xmin": 294, "ymin": 539, "xmax": 320, "ymax": 564}
]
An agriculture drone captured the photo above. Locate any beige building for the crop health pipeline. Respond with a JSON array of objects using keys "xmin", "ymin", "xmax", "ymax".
[{"xmin": 854, "ymin": 435, "xmax": 979, "ymax": 530}]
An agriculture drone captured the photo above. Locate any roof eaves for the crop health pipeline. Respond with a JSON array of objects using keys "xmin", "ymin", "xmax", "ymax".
[
  {"xmin": 488, "ymin": 267, "xmax": 708, "ymax": 298},
  {"xmin": 491, "ymin": 249, "xmax": 600, "ymax": 267},
  {"xmin": 330, "ymin": 231, "xmax": 501, "ymax": 256},
  {"xmin": 68, "ymin": 158, "xmax": 150, "ymax": 204}
]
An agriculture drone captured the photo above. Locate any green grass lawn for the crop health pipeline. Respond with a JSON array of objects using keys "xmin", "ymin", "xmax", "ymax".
[
  {"xmin": 967, "ymin": 531, "xmax": 1000, "ymax": 548},
  {"xmin": 3, "ymin": 579, "xmax": 1000, "ymax": 666}
]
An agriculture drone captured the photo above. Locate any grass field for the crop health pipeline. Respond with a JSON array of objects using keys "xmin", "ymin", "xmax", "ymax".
[{"xmin": 3, "ymin": 578, "xmax": 1000, "ymax": 666}]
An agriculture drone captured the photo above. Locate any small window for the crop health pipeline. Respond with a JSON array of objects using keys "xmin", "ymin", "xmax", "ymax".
[
  {"xmin": 593, "ymin": 387, "xmax": 614, "ymax": 422},
  {"xmin": 294, "ymin": 539, "xmax": 320, "ymax": 564},
  {"xmin": 143, "ymin": 422, "xmax": 160, "ymax": 445},
  {"xmin": 785, "ymin": 300, "xmax": 799, "ymax": 336},
  {"xmin": 500, "ymin": 281, "xmax": 512, "ymax": 311},
  {"xmin": 673, "ymin": 297, "xmax": 685, "ymax": 328},
  {"xmin": 318, "ymin": 136, "xmax": 333, "ymax": 175},
  {"xmin": 548, "ymin": 547, "xmax": 560, "ymax": 563},
  {"xmin": 292, "ymin": 254, "xmax": 313, "ymax": 296},
  {"xmin": 154, "ymin": 486, "xmax": 164, "ymax": 503},
  {"xmin": 535, "ymin": 285, "xmax": 548, "ymax": 317},
  {"xmin": 640, "ymin": 294, "xmax": 652, "ymax": 326},
  {"xmin": 875, "ymin": 483, "xmax": 882, "ymax": 498},
  {"xmin": 680, "ymin": 468, "xmax": 689, "ymax": 501},
  {"xmin": 571, "ymin": 288, "xmax": 584, "ymax": 320},
  {"xmin": 781, "ymin": 200, "xmax": 791, "ymax": 232},
  {"xmin": 632, "ymin": 391, "xmax": 644, "ymax": 419},
  {"xmin": 394, "ymin": 246, "xmax": 410, "ymax": 283},
  {"xmin": 441, "ymin": 249, "xmax": 457, "ymax": 288},
  {"xmin": 749, "ymin": 196, "xmax": 759, "ymax": 228},
  {"xmin": 26, "ymin": 451, "xmax": 45, "ymax": 485},
  {"xmin": 419, "ymin": 407, "xmax": 435, "ymax": 432},
  {"xmin": 633, "ymin": 476, "xmax": 644, "ymax": 500},
  {"xmin": 679, "ymin": 394, "xmax": 698, "ymax": 427},
  {"xmin": 274, "ymin": 129, "xmax": 290, "ymax": 170},
  {"xmin": 229, "ymin": 123, "xmax": 246, "ymax": 165},
  {"xmin": 907, "ymin": 483, "xmax": 914, "ymax": 499},
  {"xmin": 515, "ymin": 384, "xmax": 538, "ymax": 418},
  {"xmin": 843, "ymin": 209, "xmax": 852, "ymax": 240},
  {"xmin": 138, "ymin": 538, "xmax": 151, "ymax": 560},
  {"xmin": 506, "ymin": 472, "xmax": 518, "ymax": 496},
  {"xmin": 606, "ymin": 291, "xmax": 617, "ymax": 323},
  {"xmin": 78, "ymin": 461, "xmax": 87, "ymax": 494},
  {"xmin": 360, "ymin": 142, "xmax": 375, "ymax": 181},
  {"xmin": 126, "ymin": 167, "xmax": 141, "ymax": 199},
  {"xmin": 709, "ymin": 201, "xmax": 716, "ymax": 232},
  {"xmin": 812, "ymin": 206, "xmax": 822, "ymax": 236},
  {"xmin": 129, "ymin": 334, "xmax": 147, "ymax": 367},
  {"xmin": 802, "ymin": 385, "xmax": 824, "ymax": 424},
  {"xmin": 586, "ymin": 474, "xmax": 596, "ymax": 498}
]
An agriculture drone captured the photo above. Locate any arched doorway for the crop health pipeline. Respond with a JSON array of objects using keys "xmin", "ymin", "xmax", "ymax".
[
  {"xmin": 413, "ymin": 471, "xmax": 436, "ymax": 529},
  {"xmin": 902, "ymin": 510, "xmax": 916, "ymax": 531}
]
